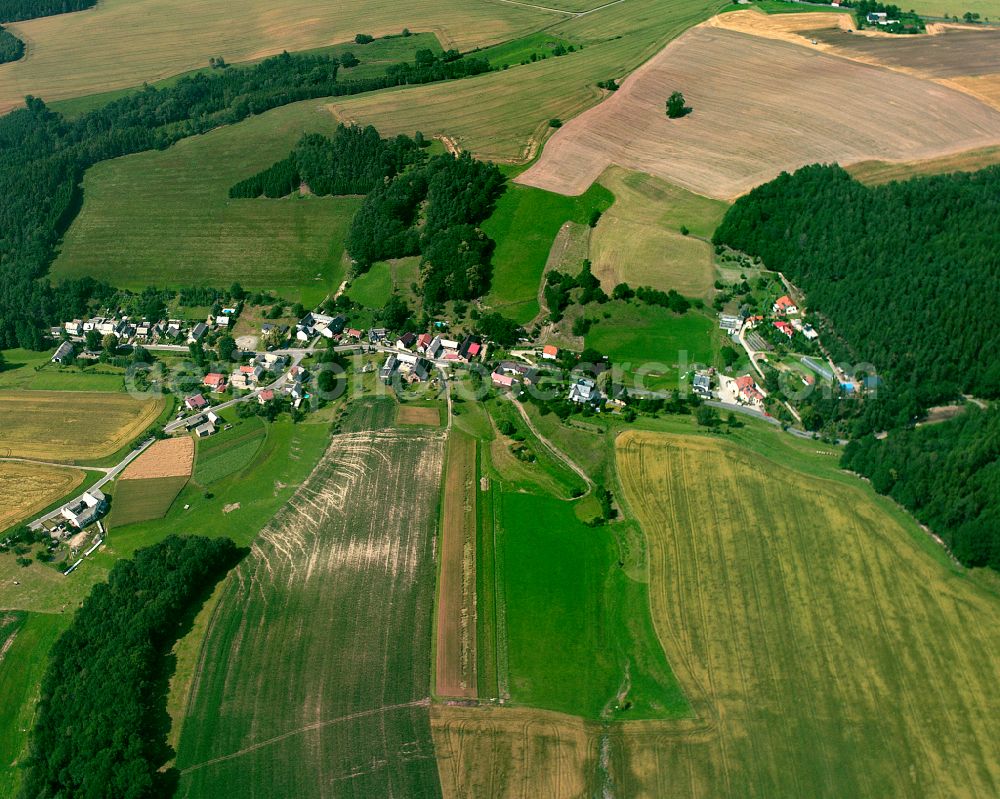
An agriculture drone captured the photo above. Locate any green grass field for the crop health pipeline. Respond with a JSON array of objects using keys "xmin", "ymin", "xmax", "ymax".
[
  {"xmin": 473, "ymin": 31, "xmax": 579, "ymax": 70},
  {"xmin": 592, "ymin": 168, "xmax": 729, "ymax": 299},
  {"xmin": 609, "ymin": 430, "xmax": 1000, "ymax": 796},
  {"xmin": 108, "ymin": 475, "xmax": 190, "ymax": 527},
  {"xmin": 501, "ymin": 491, "xmax": 687, "ymax": 720},
  {"xmin": 0, "ymin": 612, "xmax": 71, "ymax": 797},
  {"xmin": 51, "ymin": 100, "xmax": 364, "ymax": 305},
  {"xmin": 0, "ymin": 349, "xmax": 127, "ymax": 393},
  {"xmin": 95, "ymin": 417, "xmax": 331, "ymax": 560},
  {"xmin": 346, "ymin": 256, "xmax": 421, "ymax": 309},
  {"xmin": 192, "ymin": 416, "xmax": 267, "ymax": 485},
  {"xmin": 174, "ymin": 400, "xmax": 443, "ymax": 796},
  {"xmin": 585, "ymin": 303, "xmax": 719, "ymax": 390},
  {"xmin": 483, "ymin": 183, "xmax": 613, "ymax": 323}
]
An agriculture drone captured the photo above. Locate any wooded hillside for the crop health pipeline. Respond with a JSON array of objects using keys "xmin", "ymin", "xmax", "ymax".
[
  {"xmin": 713, "ymin": 164, "xmax": 1000, "ymax": 432},
  {"xmin": 19, "ymin": 535, "xmax": 243, "ymax": 798},
  {"xmin": 843, "ymin": 406, "xmax": 1000, "ymax": 571}
]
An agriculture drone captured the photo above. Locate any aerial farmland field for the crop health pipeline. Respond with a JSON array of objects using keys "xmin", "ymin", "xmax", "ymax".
[
  {"xmin": 590, "ymin": 168, "xmax": 729, "ymax": 298},
  {"xmin": 0, "ymin": 391, "xmax": 163, "ymax": 462},
  {"xmin": 51, "ymin": 100, "xmax": 362, "ymax": 303},
  {"xmin": 606, "ymin": 430, "xmax": 1000, "ymax": 797},
  {"xmin": 0, "ymin": 462, "xmax": 85, "ymax": 532},
  {"xmin": 516, "ymin": 23, "xmax": 1000, "ymax": 198},
  {"xmin": 174, "ymin": 400, "xmax": 445, "ymax": 796},
  {"xmin": 327, "ymin": 0, "xmax": 724, "ymax": 164},
  {"xmin": 0, "ymin": 0, "xmax": 551, "ymax": 113}
]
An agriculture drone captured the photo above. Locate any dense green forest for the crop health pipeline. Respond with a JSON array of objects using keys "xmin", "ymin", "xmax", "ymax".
[
  {"xmin": 0, "ymin": 0, "xmax": 93, "ymax": 22},
  {"xmin": 345, "ymin": 150, "xmax": 505, "ymax": 304},
  {"xmin": 229, "ymin": 125, "xmax": 424, "ymax": 198},
  {"xmin": 0, "ymin": 45, "xmax": 491, "ymax": 350},
  {"xmin": 842, "ymin": 406, "xmax": 1000, "ymax": 570},
  {"xmin": 19, "ymin": 535, "xmax": 243, "ymax": 798},
  {"xmin": 714, "ymin": 164, "xmax": 1000, "ymax": 433},
  {"xmin": 0, "ymin": 24, "xmax": 23, "ymax": 62}
]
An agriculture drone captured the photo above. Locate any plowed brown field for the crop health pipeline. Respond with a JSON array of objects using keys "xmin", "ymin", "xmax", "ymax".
[{"xmin": 516, "ymin": 25, "xmax": 1000, "ymax": 199}]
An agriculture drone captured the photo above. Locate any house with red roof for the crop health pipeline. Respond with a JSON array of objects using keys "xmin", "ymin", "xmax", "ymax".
[
  {"xmin": 735, "ymin": 374, "xmax": 765, "ymax": 405},
  {"xmin": 416, "ymin": 333, "xmax": 433, "ymax": 353},
  {"xmin": 541, "ymin": 345, "xmax": 559, "ymax": 360},
  {"xmin": 257, "ymin": 389, "xmax": 275, "ymax": 404},
  {"xmin": 184, "ymin": 394, "xmax": 207, "ymax": 410},
  {"xmin": 773, "ymin": 295, "xmax": 799, "ymax": 315},
  {"xmin": 203, "ymin": 373, "xmax": 226, "ymax": 392},
  {"xmin": 491, "ymin": 371, "xmax": 516, "ymax": 388},
  {"xmin": 773, "ymin": 321, "xmax": 794, "ymax": 338}
]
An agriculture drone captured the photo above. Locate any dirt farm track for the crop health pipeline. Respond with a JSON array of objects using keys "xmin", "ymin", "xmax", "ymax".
[{"xmin": 517, "ymin": 22, "xmax": 1000, "ymax": 199}]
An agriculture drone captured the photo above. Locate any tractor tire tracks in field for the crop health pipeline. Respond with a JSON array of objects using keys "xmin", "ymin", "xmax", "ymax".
[{"xmin": 180, "ymin": 698, "xmax": 432, "ymax": 775}]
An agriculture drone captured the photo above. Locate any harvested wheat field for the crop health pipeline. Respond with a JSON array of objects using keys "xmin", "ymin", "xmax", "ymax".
[
  {"xmin": 516, "ymin": 25, "xmax": 1000, "ymax": 199},
  {"xmin": 608, "ymin": 431, "xmax": 1000, "ymax": 797},
  {"xmin": 0, "ymin": 391, "xmax": 163, "ymax": 462},
  {"xmin": 435, "ymin": 433, "xmax": 477, "ymax": 699},
  {"xmin": 120, "ymin": 437, "xmax": 194, "ymax": 479},
  {"xmin": 432, "ymin": 704, "xmax": 595, "ymax": 799},
  {"xmin": 0, "ymin": 0, "xmax": 550, "ymax": 113},
  {"xmin": 0, "ymin": 462, "xmax": 85, "ymax": 531},
  {"xmin": 175, "ymin": 400, "xmax": 445, "ymax": 797},
  {"xmin": 848, "ymin": 144, "xmax": 1000, "ymax": 184}
]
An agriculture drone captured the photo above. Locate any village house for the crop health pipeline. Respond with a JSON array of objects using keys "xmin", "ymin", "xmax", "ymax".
[
  {"xmin": 379, "ymin": 354, "xmax": 399, "ymax": 382},
  {"xmin": 569, "ymin": 377, "xmax": 600, "ymax": 405},
  {"xmin": 194, "ymin": 420, "xmax": 216, "ymax": 438},
  {"xmin": 426, "ymin": 336, "xmax": 444, "ymax": 359},
  {"xmin": 692, "ymin": 371, "xmax": 712, "ymax": 398},
  {"xmin": 773, "ymin": 321, "xmax": 795, "ymax": 339},
  {"xmin": 255, "ymin": 352, "xmax": 287, "ymax": 372},
  {"xmin": 51, "ymin": 341, "xmax": 75, "ymax": 364},
  {"xmin": 542, "ymin": 345, "xmax": 559, "ymax": 361},
  {"xmin": 459, "ymin": 335, "xmax": 483, "ymax": 361},
  {"xmin": 230, "ymin": 364, "xmax": 264, "ymax": 390},
  {"xmin": 214, "ymin": 315, "xmax": 230, "ymax": 329},
  {"xmin": 496, "ymin": 361, "xmax": 538, "ymax": 385},
  {"xmin": 773, "ymin": 295, "xmax": 799, "ymax": 315},
  {"xmin": 184, "ymin": 393, "xmax": 207, "ymax": 411},
  {"xmin": 719, "ymin": 314, "xmax": 742, "ymax": 334},
  {"xmin": 396, "ymin": 332, "xmax": 417, "ymax": 350},
  {"xmin": 369, "ymin": 327, "xmax": 388, "ymax": 344},
  {"xmin": 735, "ymin": 374, "xmax": 765, "ymax": 406},
  {"xmin": 491, "ymin": 371, "xmax": 517, "ymax": 389},
  {"xmin": 343, "ymin": 327, "xmax": 363, "ymax": 341},
  {"xmin": 60, "ymin": 489, "xmax": 107, "ymax": 530},
  {"xmin": 188, "ymin": 322, "xmax": 208, "ymax": 343},
  {"xmin": 203, "ymin": 373, "xmax": 227, "ymax": 392},
  {"xmin": 64, "ymin": 319, "xmax": 83, "ymax": 336},
  {"xmin": 257, "ymin": 389, "xmax": 275, "ymax": 405},
  {"xmin": 415, "ymin": 333, "xmax": 432, "ymax": 353}
]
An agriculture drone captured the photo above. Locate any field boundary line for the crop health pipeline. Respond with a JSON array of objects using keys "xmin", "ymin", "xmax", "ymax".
[
  {"xmin": 179, "ymin": 698, "xmax": 432, "ymax": 775},
  {"xmin": 0, "ymin": 456, "xmax": 108, "ymax": 473},
  {"xmin": 508, "ymin": 397, "xmax": 593, "ymax": 495}
]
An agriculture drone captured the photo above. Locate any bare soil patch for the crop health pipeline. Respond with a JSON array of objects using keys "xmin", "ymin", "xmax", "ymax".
[
  {"xmin": 516, "ymin": 24, "xmax": 1000, "ymax": 199},
  {"xmin": 120, "ymin": 437, "xmax": 194, "ymax": 479},
  {"xmin": 848, "ymin": 144, "xmax": 1000, "ymax": 183},
  {"xmin": 807, "ymin": 25, "xmax": 1000, "ymax": 78},
  {"xmin": 397, "ymin": 405, "xmax": 442, "ymax": 427}
]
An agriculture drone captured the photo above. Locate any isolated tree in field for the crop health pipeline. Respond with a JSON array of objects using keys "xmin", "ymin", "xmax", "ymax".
[{"xmin": 666, "ymin": 91, "xmax": 691, "ymax": 119}]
